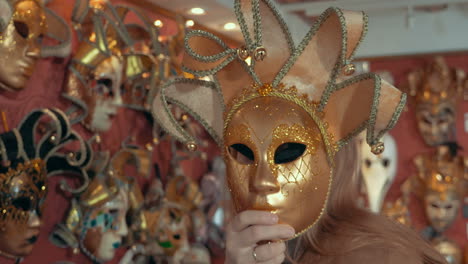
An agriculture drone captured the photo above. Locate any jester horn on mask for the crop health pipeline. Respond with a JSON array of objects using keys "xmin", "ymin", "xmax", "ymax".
[
  {"xmin": 50, "ymin": 147, "xmax": 150, "ymax": 263},
  {"xmin": 0, "ymin": 0, "xmax": 71, "ymax": 91},
  {"xmin": 152, "ymin": 0, "xmax": 406, "ymax": 237},
  {"xmin": 0, "ymin": 108, "xmax": 91, "ymax": 261}
]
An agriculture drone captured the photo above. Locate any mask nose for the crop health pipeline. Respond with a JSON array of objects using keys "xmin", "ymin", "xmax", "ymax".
[
  {"xmin": 26, "ymin": 41, "xmax": 41, "ymax": 60},
  {"xmin": 251, "ymin": 158, "xmax": 280, "ymax": 194},
  {"xmin": 28, "ymin": 210, "xmax": 42, "ymax": 228}
]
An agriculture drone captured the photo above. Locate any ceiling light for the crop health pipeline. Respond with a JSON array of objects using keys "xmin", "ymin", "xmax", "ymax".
[
  {"xmin": 154, "ymin": 20, "xmax": 163, "ymax": 28},
  {"xmin": 185, "ymin": 20, "xmax": 195, "ymax": 28},
  {"xmin": 189, "ymin": 7, "xmax": 205, "ymax": 15},
  {"xmin": 223, "ymin": 22, "xmax": 237, "ymax": 31}
]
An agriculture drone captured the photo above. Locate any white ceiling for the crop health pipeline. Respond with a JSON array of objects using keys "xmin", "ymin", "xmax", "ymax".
[{"xmin": 150, "ymin": 0, "xmax": 468, "ymax": 57}]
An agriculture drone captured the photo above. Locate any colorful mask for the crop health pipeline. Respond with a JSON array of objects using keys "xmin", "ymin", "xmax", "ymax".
[
  {"xmin": 63, "ymin": 0, "xmax": 135, "ymax": 132},
  {"xmin": 359, "ymin": 133, "xmax": 397, "ymax": 213},
  {"xmin": 413, "ymin": 149, "xmax": 464, "ymax": 233},
  {"xmin": 0, "ymin": 109, "xmax": 91, "ymax": 261},
  {"xmin": 153, "ymin": 0, "xmax": 406, "ymax": 236},
  {"xmin": 408, "ymin": 57, "xmax": 465, "ymax": 146},
  {"xmin": 0, "ymin": 0, "xmax": 71, "ymax": 91},
  {"xmin": 50, "ymin": 147, "xmax": 150, "ymax": 263}
]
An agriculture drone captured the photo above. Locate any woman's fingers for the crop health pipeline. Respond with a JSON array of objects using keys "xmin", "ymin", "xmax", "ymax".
[
  {"xmin": 230, "ymin": 210, "xmax": 278, "ymax": 232},
  {"xmin": 257, "ymin": 252, "xmax": 286, "ymax": 264},
  {"xmin": 254, "ymin": 242, "xmax": 286, "ymax": 262},
  {"xmin": 240, "ymin": 224, "xmax": 295, "ymax": 246}
]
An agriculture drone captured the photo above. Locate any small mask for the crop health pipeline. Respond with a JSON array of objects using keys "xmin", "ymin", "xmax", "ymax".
[
  {"xmin": 0, "ymin": 0, "xmax": 71, "ymax": 91},
  {"xmin": 431, "ymin": 237, "xmax": 463, "ymax": 264},
  {"xmin": 424, "ymin": 189, "xmax": 460, "ymax": 233},
  {"xmin": 359, "ymin": 133, "xmax": 397, "ymax": 213},
  {"xmin": 0, "ymin": 109, "xmax": 91, "ymax": 260},
  {"xmin": 408, "ymin": 56, "xmax": 465, "ymax": 146}
]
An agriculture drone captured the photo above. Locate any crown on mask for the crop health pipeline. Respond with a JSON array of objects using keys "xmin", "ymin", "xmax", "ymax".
[
  {"xmin": 152, "ymin": 0, "xmax": 406, "ymax": 158},
  {"xmin": 408, "ymin": 56, "xmax": 465, "ymax": 109},
  {"xmin": 0, "ymin": 109, "xmax": 92, "ymax": 227},
  {"xmin": 0, "ymin": 0, "xmax": 71, "ymax": 58}
]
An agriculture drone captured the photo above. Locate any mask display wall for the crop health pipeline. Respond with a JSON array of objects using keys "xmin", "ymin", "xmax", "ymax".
[
  {"xmin": 153, "ymin": 0, "xmax": 406, "ymax": 236},
  {"xmin": 50, "ymin": 147, "xmax": 150, "ymax": 263},
  {"xmin": 359, "ymin": 133, "xmax": 397, "ymax": 213},
  {"xmin": 0, "ymin": 0, "xmax": 70, "ymax": 91},
  {"xmin": 408, "ymin": 57, "xmax": 465, "ymax": 147},
  {"xmin": 0, "ymin": 108, "xmax": 91, "ymax": 262}
]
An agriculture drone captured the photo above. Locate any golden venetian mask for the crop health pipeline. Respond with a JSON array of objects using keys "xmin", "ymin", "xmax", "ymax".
[
  {"xmin": 0, "ymin": 109, "xmax": 91, "ymax": 261},
  {"xmin": 408, "ymin": 57, "xmax": 465, "ymax": 146},
  {"xmin": 153, "ymin": 0, "xmax": 406, "ymax": 236},
  {"xmin": 0, "ymin": 0, "xmax": 70, "ymax": 91}
]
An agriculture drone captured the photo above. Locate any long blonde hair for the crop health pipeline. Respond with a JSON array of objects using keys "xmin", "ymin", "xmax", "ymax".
[{"xmin": 288, "ymin": 140, "xmax": 444, "ymax": 263}]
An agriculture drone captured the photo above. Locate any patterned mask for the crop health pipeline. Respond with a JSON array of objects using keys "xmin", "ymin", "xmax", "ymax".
[{"xmin": 153, "ymin": 0, "xmax": 406, "ymax": 236}]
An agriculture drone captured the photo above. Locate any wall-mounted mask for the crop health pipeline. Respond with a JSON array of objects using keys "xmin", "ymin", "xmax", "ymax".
[
  {"xmin": 63, "ymin": 0, "xmax": 136, "ymax": 133},
  {"xmin": 408, "ymin": 56, "xmax": 465, "ymax": 146},
  {"xmin": 359, "ymin": 133, "xmax": 397, "ymax": 213},
  {"xmin": 414, "ymin": 151, "xmax": 464, "ymax": 234},
  {"xmin": 153, "ymin": 0, "xmax": 406, "ymax": 236},
  {"xmin": 50, "ymin": 147, "xmax": 150, "ymax": 263},
  {"xmin": 0, "ymin": 0, "xmax": 71, "ymax": 91},
  {"xmin": 0, "ymin": 109, "xmax": 91, "ymax": 261}
]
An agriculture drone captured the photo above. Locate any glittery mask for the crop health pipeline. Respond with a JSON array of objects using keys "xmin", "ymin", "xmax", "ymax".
[
  {"xmin": 0, "ymin": 109, "xmax": 91, "ymax": 259},
  {"xmin": 414, "ymin": 151, "xmax": 464, "ymax": 233},
  {"xmin": 50, "ymin": 147, "xmax": 150, "ymax": 263},
  {"xmin": 408, "ymin": 57, "xmax": 465, "ymax": 146},
  {"xmin": 153, "ymin": 0, "xmax": 406, "ymax": 236},
  {"xmin": 0, "ymin": 0, "xmax": 71, "ymax": 91}
]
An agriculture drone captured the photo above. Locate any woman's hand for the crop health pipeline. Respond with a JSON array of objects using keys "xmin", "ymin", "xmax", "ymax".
[{"xmin": 225, "ymin": 210, "xmax": 295, "ymax": 264}]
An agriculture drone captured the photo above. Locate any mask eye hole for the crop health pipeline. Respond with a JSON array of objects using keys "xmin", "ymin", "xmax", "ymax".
[
  {"xmin": 96, "ymin": 78, "xmax": 114, "ymax": 97},
  {"xmin": 365, "ymin": 158, "xmax": 372, "ymax": 168},
  {"xmin": 228, "ymin": 144, "xmax": 255, "ymax": 165},
  {"xmin": 382, "ymin": 158, "xmax": 390, "ymax": 168},
  {"xmin": 14, "ymin": 21, "xmax": 29, "ymax": 39},
  {"xmin": 12, "ymin": 196, "xmax": 32, "ymax": 211},
  {"xmin": 274, "ymin": 143, "xmax": 306, "ymax": 164}
]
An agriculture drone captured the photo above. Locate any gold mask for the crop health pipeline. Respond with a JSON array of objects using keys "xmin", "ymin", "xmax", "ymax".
[
  {"xmin": 225, "ymin": 97, "xmax": 330, "ymax": 233},
  {"xmin": 153, "ymin": 1, "xmax": 406, "ymax": 237},
  {"xmin": 408, "ymin": 57, "xmax": 465, "ymax": 146},
  {"xmin": 0, "ymin": 0, "xmax": 46, "ymax": 91}
]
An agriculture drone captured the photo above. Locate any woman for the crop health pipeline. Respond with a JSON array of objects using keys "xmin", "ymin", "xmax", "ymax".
[{"xmin": 151, "ymin": 0, "xmax": 446, "ymax": 263}]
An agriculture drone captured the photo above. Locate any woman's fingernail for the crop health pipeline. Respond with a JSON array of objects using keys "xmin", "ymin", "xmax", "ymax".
[
  {"xmin": 285, "ymin": 227, "xmax": 295, "ymax": 237},
  {"xmin": 269, "ymin": 214, "xmax": 278, "ymax": 223}
]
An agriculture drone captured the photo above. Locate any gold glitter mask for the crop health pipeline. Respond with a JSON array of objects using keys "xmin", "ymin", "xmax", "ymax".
[
  {"xmin": 225, "ymin": 97, "xmax": 331, "ymax": 234},
  {"xmin": 0, "ymin": 0, "xmax": 46, "ymax": 91}
]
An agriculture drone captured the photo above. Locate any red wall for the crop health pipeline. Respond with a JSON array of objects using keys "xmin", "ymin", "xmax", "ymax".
[
  {"xmin": 0, "ymin": 1, "xmax": 467, "ymax": 262},
  {"xmin": 372, "ymin": 54, "xmax": 468, "ymax": 248}
]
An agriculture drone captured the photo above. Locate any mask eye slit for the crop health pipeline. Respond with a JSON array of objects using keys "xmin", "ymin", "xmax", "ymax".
[
  {"xmin": 274, "ymin": 143, "xmax": 306, "ymax": 164},
  {"xmin": 228, "ymin": 144, "xmax": 255, "ymax": 165}
]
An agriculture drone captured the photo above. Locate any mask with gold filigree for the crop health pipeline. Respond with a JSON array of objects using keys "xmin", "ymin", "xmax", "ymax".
[
  {"xmin": 63, "ymin": 0, "xmax": 137, "ymax": 132},
  {"xmin": 382, "ymin": 197, "xmax": 412, "ymax": 227},
  {"xmin": 0, "ymin": 109, "xmax": 91, "ymax": 260},
  {"xmin": 413, "ymin": 149, "xmax": 464, "ymax": 233},
  {"xmin": 0, "ymin": 0, "xmax": 71, "ymax": 91},
  {"xmin": 152, "ymin": 0, "xmax": 406, "ymax": 237},
  {"xmin": 50, "ymin": 147, "xmax": 150, "ymax": 263},
  {"xmin": 408, "ymin": 56, "xmax": 465, "ymax": 146}
]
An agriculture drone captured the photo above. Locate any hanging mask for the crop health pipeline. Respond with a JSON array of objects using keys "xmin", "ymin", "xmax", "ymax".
[
  {"xmin": 63, "ymin": 0, "xmax": 136, "ymax": 132},
  {"xmin": 50, "ymin": 147, "xmax": 151, "ymax": 263},
  {"xmin": 359, "ymin": 133, "xmax": 397, "ymax": 213},
  {"xmin": 414, "ymin": 152, "xmax": 464, "ymax": 233},
  {"xmin": 153, "ymin": 0, "xmax": 406, "ymax": 237},
  {"xmin": 408, "ymin": 56, "xmax": 465, "ymax": 146},
  {"xmin": 0, "ymin": 109, "xmax": 91, "ymax": 261},
  {"xmin": 0, "ymin": 0, "xmax": 71, "ymax": 91}
]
